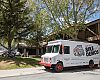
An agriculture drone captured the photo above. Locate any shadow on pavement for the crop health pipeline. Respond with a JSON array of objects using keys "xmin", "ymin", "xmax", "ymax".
[{"xmin": 44, "ymin": 66, "xmax": 99, "ymax": 73}]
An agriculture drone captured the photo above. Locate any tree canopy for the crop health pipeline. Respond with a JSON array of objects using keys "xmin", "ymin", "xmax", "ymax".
[
  {"xmin": 0, "ymin": 0, "xmax": 34, "ymax": 54},
  {"xmin": 42, "ymin": 0, "xmax": 100, "ymax": 39},
  {"xmin": 0, "ymin": 0, "xmax": 100, "ymax": 56}
]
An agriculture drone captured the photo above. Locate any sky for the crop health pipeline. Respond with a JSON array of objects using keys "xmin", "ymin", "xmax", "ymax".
[
  {"xmin": 86, "ymin": 0, "xmax": 100, "ymax": 23},
  {"xmin": 86, "ymin": 12, "xmax": 100, "ymax": 23}
]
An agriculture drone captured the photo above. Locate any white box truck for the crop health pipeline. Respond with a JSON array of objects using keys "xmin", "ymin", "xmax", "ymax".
[{"xmin": 39, "ymin": 40, "xmax": 100, "ymax": 72}]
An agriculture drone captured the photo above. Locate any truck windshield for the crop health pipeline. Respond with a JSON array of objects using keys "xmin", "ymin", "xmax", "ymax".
[
  {"xmin": 46, "ymin": 46, "xmax": 52, "ymax": 53},
  {"xmin": 46, "ymin": 45, "xmax": 60, "ymax": 53},
  {"xmin": 52, "ymin": 45, "xmax": 59, "ymax": 53}
]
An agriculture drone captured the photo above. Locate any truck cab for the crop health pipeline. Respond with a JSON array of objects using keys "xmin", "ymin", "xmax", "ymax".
[{"xmin": 40, "ymin": 40, "xmax": 66, "ymax": 72}]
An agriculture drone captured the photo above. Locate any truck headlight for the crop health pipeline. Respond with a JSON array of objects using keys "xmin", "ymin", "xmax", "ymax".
[{"xmin": 41, "ymin": 57, "xmax": 43, "ymax": 62}]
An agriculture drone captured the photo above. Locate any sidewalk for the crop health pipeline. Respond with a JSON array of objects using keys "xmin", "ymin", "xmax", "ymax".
[{"xmin": 0, "ymin": 67, "xmax": 46, "ymax": 78}]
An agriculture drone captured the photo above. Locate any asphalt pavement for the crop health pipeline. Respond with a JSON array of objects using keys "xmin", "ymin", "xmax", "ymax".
[{"xmin": 0, "ymin": 67, "xmax": 100, "ymax": 80}]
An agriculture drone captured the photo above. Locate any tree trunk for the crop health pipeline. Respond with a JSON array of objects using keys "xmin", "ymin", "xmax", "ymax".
[
  {"xmin": 74, "ymin": 30, "xmax": 78, "ymax": 40},
  {"xmin": 8, "ymin": 32, "xmax": 12, "ymax": 54}
]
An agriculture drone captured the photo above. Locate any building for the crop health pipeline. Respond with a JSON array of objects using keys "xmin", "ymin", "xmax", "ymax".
[
  {"xmin": 78, "ymin": 19, "xmax": 100, "ymax": 44},
  {"xmin": 47, "ymin": 19, "xmax": 100, "ymax": 44},
  {"xmin": 18, "ymin": 42, "xmax": 46, "ymax": 56}
]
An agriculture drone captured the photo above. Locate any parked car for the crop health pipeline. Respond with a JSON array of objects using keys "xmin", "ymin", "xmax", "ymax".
[
  {"xmin": 0, "ymin": 45, "xmax": 20, "ymax": 57},
  {"xmin": 0, "ymin": 46, "xmax": 8, "ymax": 56}
]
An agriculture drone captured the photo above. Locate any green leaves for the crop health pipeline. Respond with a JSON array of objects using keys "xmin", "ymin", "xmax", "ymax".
[
  {"xmin": 0, "ymin": 0, "xmax": 33, "ymax": 51},
  {"xmin": 0, "ymin": 0, "xmax": 99, "ymax": 53},
  {"xmin": 42, "ymin": 0, "xmax": 100, "ymax": 39}
]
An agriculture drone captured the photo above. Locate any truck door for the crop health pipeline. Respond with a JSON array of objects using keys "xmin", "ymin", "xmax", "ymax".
[{"xmin": 63, "ymin": 46, "xmax": 71, "ymax": 67}]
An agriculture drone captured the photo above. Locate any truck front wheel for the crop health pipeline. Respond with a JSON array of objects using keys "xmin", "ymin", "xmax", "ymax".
[
  {"xmin": 44, "ymin": 66, "xmax": 50, "ymax": 70},
  {"xmin": 54, "ymin": 62, "xmax": 63, "ymax": 72}
]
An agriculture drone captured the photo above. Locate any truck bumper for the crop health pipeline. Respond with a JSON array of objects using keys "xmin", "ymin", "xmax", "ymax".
[{"xmin": 39, "ymin": 62, "xmax": 52, "ymax": 67}]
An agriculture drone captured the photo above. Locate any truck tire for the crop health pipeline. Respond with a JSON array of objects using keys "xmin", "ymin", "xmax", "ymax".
[
  {"xmin": 98, "ymin": 61, "xmax": 100, "ymax": 68},
  {"xmin": 44, "ymin": 66, "xmax": 50, "ymax": 70},
  {"xmin": 54, "ymin": 62, "xmax": 63, "ymax": 72},
  {"xmin": 89, "ymin": 60, "xmax": 94, "ymax": 69}
]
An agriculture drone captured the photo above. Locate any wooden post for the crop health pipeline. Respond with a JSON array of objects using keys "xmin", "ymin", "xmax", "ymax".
[{"xmin": 98, "ymin": 23, "xmax": 100, "ymax": 35}]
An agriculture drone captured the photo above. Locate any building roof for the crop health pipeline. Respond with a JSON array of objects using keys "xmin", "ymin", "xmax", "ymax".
[{"xmin": 86, "ymin": 19, "xmax": 100, "ymax": 27}]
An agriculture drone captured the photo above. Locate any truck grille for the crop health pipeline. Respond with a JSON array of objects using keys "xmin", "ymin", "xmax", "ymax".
[{"xmin": 44, "ymin": 58, "xmax": 48, "ymax": 63}]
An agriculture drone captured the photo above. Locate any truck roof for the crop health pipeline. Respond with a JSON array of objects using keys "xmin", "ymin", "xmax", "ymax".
[{"xmin": 48, "ymin": 39, "xmax": 99, "ymax": 45}]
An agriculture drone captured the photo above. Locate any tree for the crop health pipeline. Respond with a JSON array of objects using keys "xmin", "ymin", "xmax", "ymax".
[
  {"xmin": 24, "ymin": 0, "xmax": 52, "ymax": 55},
  {"xmin": 42, "ymin": 0, "xmax": 100, "ymax": 39},
  {"xmin": 0, "ymin": 0, "xmax": 33, "ymax": 55}
]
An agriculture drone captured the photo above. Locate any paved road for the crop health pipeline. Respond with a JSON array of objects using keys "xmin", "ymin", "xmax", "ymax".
[{"xmin": 0, "ymin": 67, "xmax": 100, "ymax": 80}]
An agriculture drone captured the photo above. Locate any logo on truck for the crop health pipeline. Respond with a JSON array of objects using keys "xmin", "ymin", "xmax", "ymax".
[
  {"xmin": 85, "ymin": 45, "xmax": 99, "ymax": 56},
  {"xmin": 73, "ymin": 45, "xmax": 85, "ymax": 56}
]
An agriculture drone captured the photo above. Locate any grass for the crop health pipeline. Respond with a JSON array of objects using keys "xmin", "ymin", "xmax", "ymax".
[{"xmin": 0, "ymin": 56, "xmax": 41, "ymax": 70}]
